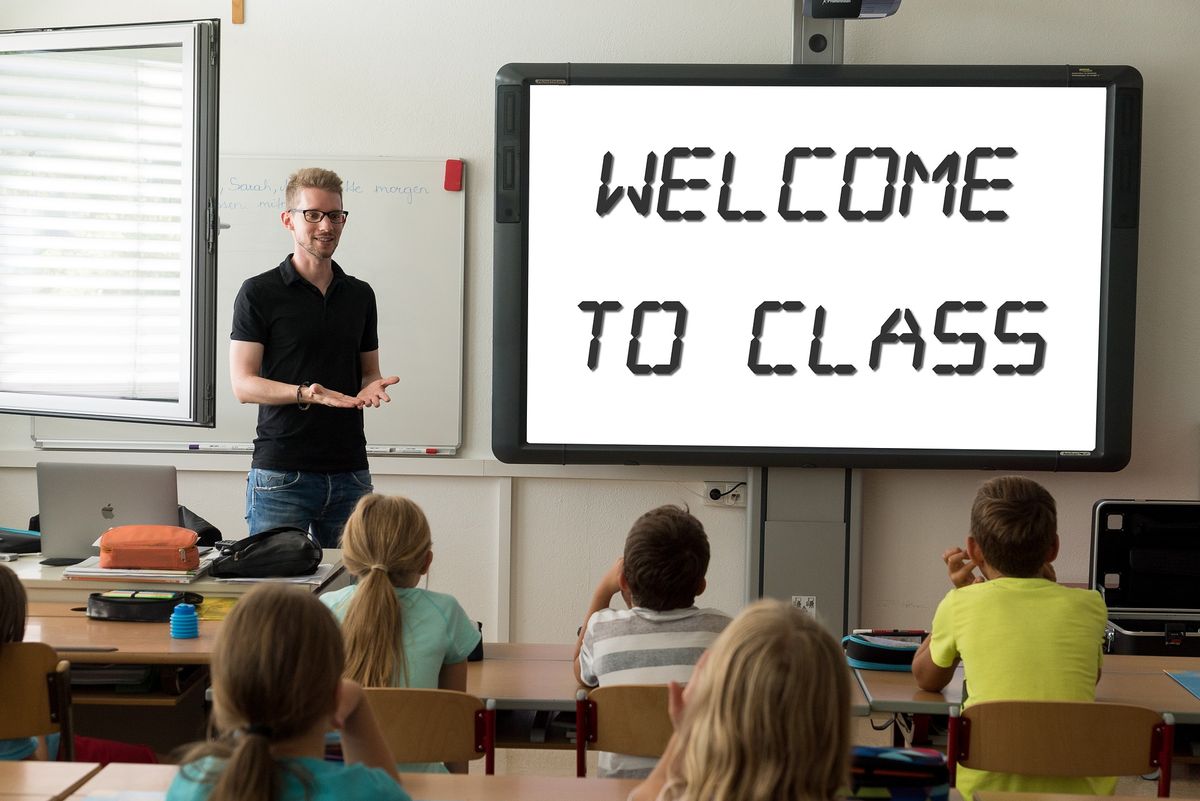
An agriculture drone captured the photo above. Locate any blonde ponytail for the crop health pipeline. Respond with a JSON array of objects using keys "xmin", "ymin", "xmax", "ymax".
[{"xmin": 339, "ymin": 494, "xmax": 432, "ymax": 687}]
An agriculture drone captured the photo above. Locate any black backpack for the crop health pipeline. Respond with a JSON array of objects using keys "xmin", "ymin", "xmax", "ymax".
[{"xmin": 209, "ymin": 526, "xmax": 322, "ymax": 578}]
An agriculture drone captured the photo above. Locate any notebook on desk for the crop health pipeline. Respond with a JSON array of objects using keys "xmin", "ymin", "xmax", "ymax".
[{"xmin": 36, "ymin": 462, "xmax": 179, "ymax": 565}]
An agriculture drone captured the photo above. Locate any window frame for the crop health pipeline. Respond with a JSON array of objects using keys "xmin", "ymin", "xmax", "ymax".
[{"xmin": 0, "ymin": 19, "xmax": 218, "ymax": 426}]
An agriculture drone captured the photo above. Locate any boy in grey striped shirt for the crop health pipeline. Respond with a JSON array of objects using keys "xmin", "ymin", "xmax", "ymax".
[{"xmin": 573, "ymin": 505, "xmax": 730, "ymax": 778}]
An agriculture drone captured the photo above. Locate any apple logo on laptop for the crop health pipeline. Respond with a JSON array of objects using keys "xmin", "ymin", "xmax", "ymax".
[{"xmin": 102, "ymin": 503, "xmax": 115, "ymax": 519}]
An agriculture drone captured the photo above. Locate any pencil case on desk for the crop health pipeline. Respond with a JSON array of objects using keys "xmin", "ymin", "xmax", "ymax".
[
  {"xmin": 98, "ymin": 525, "xmax": 200, "ymax": 570},
  {"xmin": 842, "ymin": 633, "xmax": 922, "ymax": 671},
  {"xmin": 87, "ymin": 590, "xmax": 204, "ymax": 622}
]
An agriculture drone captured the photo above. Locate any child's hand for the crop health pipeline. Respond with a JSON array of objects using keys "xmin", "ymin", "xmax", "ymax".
[
  {"xmin": 667, "ymin": 680, "xmax": 686, "ymax": 729},
  {"xmin": 332, "ymin": 678, "xmax": 365, "ymax": 730},
  {"xmin": 598, "ymin": 557, "xmax": 624, "ymax": 598},
  {"xmin": 942, "ymin": 546, "xmax": 980, "ymax": 588},
  {"xmin": 668, "ymin": 651, "xmax": 709, "ymax": 728}
]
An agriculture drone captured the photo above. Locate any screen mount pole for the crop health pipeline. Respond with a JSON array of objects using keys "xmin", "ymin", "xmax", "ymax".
[{"xmin": 745, "ymin": 4, "xmax": 861, "ymax": 637}]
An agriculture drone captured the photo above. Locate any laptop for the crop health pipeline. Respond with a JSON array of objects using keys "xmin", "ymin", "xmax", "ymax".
[{"xmin": 36, "ymin": 462, "xmax": 179, "ymax": 565}]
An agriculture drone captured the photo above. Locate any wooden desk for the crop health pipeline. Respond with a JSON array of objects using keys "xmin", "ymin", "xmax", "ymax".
[
  {"xmin": 483, "ymin": 642, "xmax": 574, "ymax": 661},
  {"xmin": 0, "ymin": 761, "xmax": 100, "ymax": 801},
  {"xmin": 855, "ymin": 653, "xmax": 1200, "ymax": 723},
  {"xmin": 471, "ymin": 642, "xmax": 870, "ymax": 715},
  {"xmin": 68, "ymin": 763, "xmax": 641, "ymax": 801},
  {"xmin": 10, "ymin": 550, "xmax": 347, "ymax": 603},
  {"xmin": 23, "ymin": 602, "xmax": 215, "ymax": 715},
  {"xmin": 25, "ymin": 603, "xmax": 219, "ymax": 665},
  {"xmin": 468, "ymin": 645, "xmax": 582, "ymax": 711},
  {"xmin": 977, "ymin": 794, "xmax": 1174, "ymax": 801},
  {"xmin": 1103, "ymin": 653, "xmax": 1200, "ymax": 674}
]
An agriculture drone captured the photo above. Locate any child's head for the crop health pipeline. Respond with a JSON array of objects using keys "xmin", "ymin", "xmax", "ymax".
[
  {"xmin": 665, "ymin": 599, "xmax": 850, "ymax": 801},
  {"xmin": 623, "ymin": 505, "xmax": 710, "ymax": 611},
  {"xmin": 339, "ymin": 493, "xmax": 432, "ymax": 686},
  {"xmin": 195, "ymin": 584, "xmax": 344, "ymax": 800},
  {"xmin": 0, "ymin": 563, "xmax": 27, "ymax": 644},
  {"xmin": 969, "ymin": 475, "xmax": 1058, "ymax": 577},
  {"xmin": 340, "ymin": 493, "xmax": 432, "ymax": 584}
]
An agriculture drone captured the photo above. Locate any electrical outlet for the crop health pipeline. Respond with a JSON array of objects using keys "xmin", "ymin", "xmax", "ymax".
[
  {"xmin": 703, "ymin": 481, "xmax": 747, "ymax": 508},
  {"xmin": 791, "ymin": 595, "xmax": 817, "ymax": 618}
]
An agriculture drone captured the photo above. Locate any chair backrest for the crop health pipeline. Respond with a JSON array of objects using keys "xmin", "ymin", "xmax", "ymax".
[
  {"xmin": 948, "ymin": 700, "xmax": 1173, "ymax": 797},
  {"xmin": 0, "ymin": 642, "xmax": 74, "ymax": 760},
  {"xmin": 363, "ymin": 687, "xmax": 493, "ymax": 771},
  {"xmin": 576, "ymin": 684, "xmax": 673, "ymax": 777}
]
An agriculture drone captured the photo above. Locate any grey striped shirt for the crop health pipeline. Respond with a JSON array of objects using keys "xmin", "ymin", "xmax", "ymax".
[{"xmin": 579, "ymin": 606, "xmax": 730, "ymax": 777}]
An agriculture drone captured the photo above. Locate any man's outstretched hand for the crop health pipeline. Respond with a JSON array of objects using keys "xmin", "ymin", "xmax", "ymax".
[{"xmin": 358, "ymin": 375, "xmax": 400, "ymax": 408}]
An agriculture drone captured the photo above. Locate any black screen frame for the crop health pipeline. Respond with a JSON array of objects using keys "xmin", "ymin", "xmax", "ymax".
[{"xmin": 493, "ymin": 63, "xmax": 1142, "ymax": 470}]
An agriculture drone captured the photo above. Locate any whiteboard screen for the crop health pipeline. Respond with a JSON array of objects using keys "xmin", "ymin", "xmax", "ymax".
[
  {"xmin": 493, "ymin": 64, "xmax": 1141, "ymax": 470},
  {"xmin": 36, "ymin": 156, "xmax": 464, "ymax": 453}
]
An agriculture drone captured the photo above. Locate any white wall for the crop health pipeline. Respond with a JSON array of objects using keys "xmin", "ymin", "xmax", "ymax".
[
  {"xmin": 849, "ymin": 1, "xmax": 1200, "ymax": 627},
  {"xmin": 0, "ymin": 0, "xmax": 1196, "ymax": 641}
]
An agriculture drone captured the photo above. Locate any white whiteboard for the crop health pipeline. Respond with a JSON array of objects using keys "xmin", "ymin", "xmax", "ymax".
[{"xmin": 34, "ymin": 156, "xmax": 464, "ymax": 453}]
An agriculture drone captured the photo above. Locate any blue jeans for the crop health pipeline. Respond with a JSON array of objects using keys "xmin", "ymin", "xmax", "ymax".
[{"xmin": 245, "ymin": 468, "xmax": 373, "ymax": 548}]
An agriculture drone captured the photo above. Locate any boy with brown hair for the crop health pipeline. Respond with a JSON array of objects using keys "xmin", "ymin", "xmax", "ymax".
[
  {"xmin": 912, "ymin": 475, "xmax": 1112, "ymax": 801},
  {"xmin": 573, "ymin": 505, "xmax": 730, "ymax": 778}
]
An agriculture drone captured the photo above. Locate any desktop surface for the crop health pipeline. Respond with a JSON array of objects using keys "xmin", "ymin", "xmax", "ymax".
[
  {"xmin": 9, "ymin": 548, "xmax": 347, "ymax": 602},
  {"xmin": 68, "ymin": 763, "xmax": 643, "ymax": 801}
]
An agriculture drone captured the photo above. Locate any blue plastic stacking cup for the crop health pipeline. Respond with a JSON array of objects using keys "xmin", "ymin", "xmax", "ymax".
[{"xmin": 170, "ymin": 602, "xmax": 199, "ymax": 639}]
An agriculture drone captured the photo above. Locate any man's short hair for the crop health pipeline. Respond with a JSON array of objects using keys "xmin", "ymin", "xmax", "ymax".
[
  {"xmin": 970, "ymin": 476, "xmax": 1057, "ymax": 577},
  {"xmin": 285, "ymin": 167, "xmax": 344, "ymax": 208},
  {"xmin": 623, "ymin": 505, "xmax": 710, "ymax": 611}
]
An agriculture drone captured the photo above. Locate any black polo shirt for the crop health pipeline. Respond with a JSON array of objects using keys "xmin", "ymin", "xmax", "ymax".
[{"xmin": 231, "ymin": 255, "xmax": 380, "ymax": 472}]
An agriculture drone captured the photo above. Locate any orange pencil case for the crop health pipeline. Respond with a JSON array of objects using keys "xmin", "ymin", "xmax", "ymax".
[{"xmin": 99, "ymin": 525, "xmax": 200, "ymax": 570}]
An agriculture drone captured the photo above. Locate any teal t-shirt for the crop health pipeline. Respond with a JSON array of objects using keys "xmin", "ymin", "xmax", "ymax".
[
  {"xmin": 320, "ymin": 585, "xmax": 480, "ymax": 688},
  {"xmin": 0, "ymin": 737, "xmax": 36, "ymax": 761},
  {"xmin": 167, "ymin": 756, "xmax": 410, "ymax": 801}
]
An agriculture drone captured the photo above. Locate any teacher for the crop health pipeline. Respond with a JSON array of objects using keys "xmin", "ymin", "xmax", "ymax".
[{"xmin": 230, "ymin": 167, "xmax": 399, "ymax": 546}]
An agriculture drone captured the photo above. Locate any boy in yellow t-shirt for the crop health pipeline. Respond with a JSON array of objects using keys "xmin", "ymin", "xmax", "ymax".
[{"xmin": 911, "ymin": 475, "xmax": 1113, "ymax": 801}]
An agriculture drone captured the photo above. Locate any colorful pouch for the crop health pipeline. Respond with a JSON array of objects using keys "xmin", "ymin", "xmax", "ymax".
[
  {"xmin": 98, "ymin": 525, "xmax": 200, "ymax": 570},
  {"xmin": 849, "ymin": 745, "xmax": 949, "ymax": 801}
]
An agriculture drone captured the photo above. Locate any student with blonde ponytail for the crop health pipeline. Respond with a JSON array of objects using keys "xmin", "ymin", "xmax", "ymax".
[
  {"xmin": 320, "ymin": 494, "xmax": 480, "ymax": 772},
  {"xmin": 630, "ymin": 599, "xmax": 851, "ymax": 801},
  {"xmin": 169, "ymin": 585, "xmax": 406, "ymax": 801}
]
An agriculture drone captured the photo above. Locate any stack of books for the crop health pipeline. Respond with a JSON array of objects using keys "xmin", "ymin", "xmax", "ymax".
[{"xmin": 62, "ymin": 555, "xmax": 214, "ymax": 583}]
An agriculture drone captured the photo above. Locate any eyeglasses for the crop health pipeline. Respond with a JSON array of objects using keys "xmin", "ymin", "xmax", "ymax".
[{"xmin": 289, "ymin": 208, "xmax": 349, "ymax": 224}]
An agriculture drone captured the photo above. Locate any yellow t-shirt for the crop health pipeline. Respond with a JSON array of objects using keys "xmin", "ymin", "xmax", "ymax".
[{"xmin": 929, "ymin": 578, "xmax": 1115, "ymax": 801}]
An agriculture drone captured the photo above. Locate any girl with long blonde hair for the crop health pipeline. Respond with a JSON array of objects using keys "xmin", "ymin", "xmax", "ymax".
[
  {"xmin": 319, "ymin": 494, "xmax": 480, "ymax": 771},
  {"xmin": 169, "ymin": 585, "xmax": 406, "ymax": 801},
  {"xmin": 631, "ymin": 598, "xmax": 851, "ymax": 801}
]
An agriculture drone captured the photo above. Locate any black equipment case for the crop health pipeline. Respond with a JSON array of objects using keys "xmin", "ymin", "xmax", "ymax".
[{"xmin": 1090, "ymin": 499, "xmax": 1200, "ymax": 655}]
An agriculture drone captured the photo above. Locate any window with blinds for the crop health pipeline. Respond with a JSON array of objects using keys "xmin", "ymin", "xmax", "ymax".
[{"xmin": 0, "ymin": 21, "xmax": 217, "ymax": 425}]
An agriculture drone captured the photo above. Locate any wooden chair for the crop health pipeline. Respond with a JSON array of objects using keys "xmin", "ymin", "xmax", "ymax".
[
  {"xmin": 575, "ymin": 684, "xmax": 673, "ymax": 777},
  {"xmin": 947, "ymin": 700, "xmax": 1174, "ymax": 797},
  {"xmin": 363, "ymin": 688, "xmax": 495, "ymax": 774},
  {"xmin": 0, "ymin": 642, "xmax": 74, "ymax": 760}
]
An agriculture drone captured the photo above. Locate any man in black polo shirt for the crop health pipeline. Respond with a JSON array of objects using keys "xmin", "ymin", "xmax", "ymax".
[{"xmin": 230, "ymin": 167, "xmax": 399, "ymax": 546}]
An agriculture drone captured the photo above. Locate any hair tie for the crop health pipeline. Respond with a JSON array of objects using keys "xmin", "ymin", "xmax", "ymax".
[
  {"xmin": 244, "ymin": 724, "xmax": 274, "ymax": 739},
  {"xmin": 369, "ymin": 564, "xmax": 388, "ymax": 573}
]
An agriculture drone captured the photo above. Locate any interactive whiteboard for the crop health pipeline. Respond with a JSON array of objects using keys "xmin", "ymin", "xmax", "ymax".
[
  {"xmin": 493, "ymin": 64, "xmax": 1141, "ymax": 470},
  {"xmin": 36, "ymin": 156, "xmax": 464, "ymax": 453}
]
